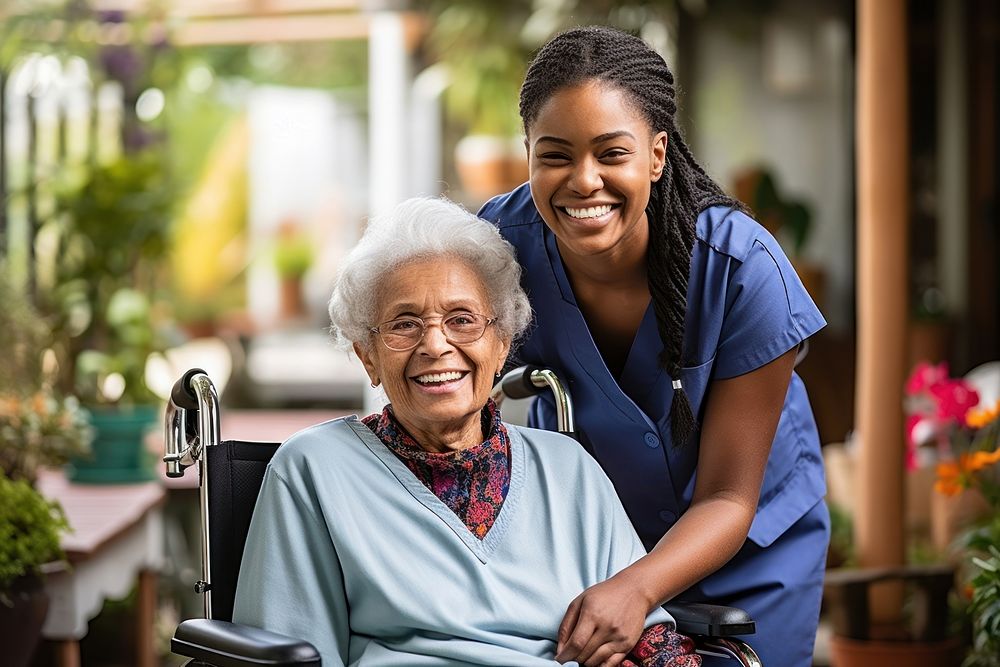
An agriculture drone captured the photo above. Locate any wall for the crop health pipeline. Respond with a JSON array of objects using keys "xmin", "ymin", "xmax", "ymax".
[{"xmin": 683, "ymin": 0, "xmax": 854, "ymax": 332}]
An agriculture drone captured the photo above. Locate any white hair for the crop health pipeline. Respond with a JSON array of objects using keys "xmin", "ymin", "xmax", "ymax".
[{"xmin": 329, "ymin": 197, "xmax": 533, "ymax": 350}]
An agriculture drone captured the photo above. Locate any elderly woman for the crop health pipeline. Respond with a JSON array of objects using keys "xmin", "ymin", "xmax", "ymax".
[{"xmin": 232, "ymin": 197, "xmax": 700, "ymax": 667}]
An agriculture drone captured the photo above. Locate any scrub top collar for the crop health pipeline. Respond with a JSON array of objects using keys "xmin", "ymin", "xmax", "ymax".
[{"xmin": 539, "ymin": 224, "xmax": 674, "ymax": 431}]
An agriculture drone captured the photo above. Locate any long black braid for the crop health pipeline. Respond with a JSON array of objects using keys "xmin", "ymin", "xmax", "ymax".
[{"xmin": 520, "ymin": 26, "xmax": 745, "ymax": 446}]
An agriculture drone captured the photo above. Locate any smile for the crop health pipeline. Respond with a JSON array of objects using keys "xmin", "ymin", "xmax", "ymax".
[
  {"xmin": 413, "ymin": 371, "xmax": 467, "ymax": 385},
  {"xmin": 562, "ymin": 204, "xmax": 616, "ymax": 219}
]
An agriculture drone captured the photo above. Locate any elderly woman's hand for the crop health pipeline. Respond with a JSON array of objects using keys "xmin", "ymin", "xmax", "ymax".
[{"xmin": 555, "ymin": 573, "xmax": 652, "ymax": 666}]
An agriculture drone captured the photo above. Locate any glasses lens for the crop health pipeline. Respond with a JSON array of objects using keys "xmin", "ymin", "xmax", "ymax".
[
  {"xmin": 380, "ymin": 317, "xmax": 423, "ymax": 350},
  {"xmin": 443, "ymin": 312, "xmax": 487, "ymax": 343}
]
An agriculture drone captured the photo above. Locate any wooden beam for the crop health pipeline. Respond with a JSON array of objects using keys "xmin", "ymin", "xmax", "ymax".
[
  {"xmin": 87, "ymin": 0, "xmax": 366, "ymax": 18},
  {"xmin": 170, "ymin": 11, "xmax": 426, "ymax": 48},
  {"xmin": 855, "ymin": 0, "xmax": 909, "ymax": 623}
]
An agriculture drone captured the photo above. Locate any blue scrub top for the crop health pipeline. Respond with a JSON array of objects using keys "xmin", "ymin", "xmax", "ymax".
[{"xmin": 480, "ymin": 184, "xmax": 827, "ymax": 551}]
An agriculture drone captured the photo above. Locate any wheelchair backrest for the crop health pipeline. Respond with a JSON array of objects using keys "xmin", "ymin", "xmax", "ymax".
[{"xmin": 205, "ymin": 440, "xmax": 281, "ymax": 623}]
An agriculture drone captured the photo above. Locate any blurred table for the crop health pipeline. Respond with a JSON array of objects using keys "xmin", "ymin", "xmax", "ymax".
[{"xmin": 36, "ymin": 469, "xmax": 165, "ymax": 667}]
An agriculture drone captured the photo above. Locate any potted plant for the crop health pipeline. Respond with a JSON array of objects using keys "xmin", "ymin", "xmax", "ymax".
[
  {"xmin": 272, "ymin": 220, "xmax": 314, "ymax": 321},
  {"xmin": 420, "ymin": 0, "xmax": 533, "ymax": 202},
  {"xmin": 0, "ymin": 470, "xmax": 69, "ymax": 667},
  {"xmin": 45, "ymin": 150, "xmax": 175, "ymax": 482},
  {"xmin": 0, "ymin": 273, "xmax": 93, "ymax": 485}
]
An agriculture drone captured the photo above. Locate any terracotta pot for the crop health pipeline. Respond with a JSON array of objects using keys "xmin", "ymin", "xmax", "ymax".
[
  {"xmin": 0, "ymin": 575, "xmax": 50, "ymax": 667},
  {"xmin": 455, "ymin": 135, "xmax": 527, "ymax": 202},
  {"xmin": 829, "ymin": 636, "xmax": 962, "ymax": 667},
  {"xmin": 279, "ymin": 276, "xmax": 307, "ymax": 320}
]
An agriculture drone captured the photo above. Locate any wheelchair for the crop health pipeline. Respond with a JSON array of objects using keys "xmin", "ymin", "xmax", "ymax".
[{"xmin": 163, "ymin": 366, "xmax": 763, "ymax": 667}]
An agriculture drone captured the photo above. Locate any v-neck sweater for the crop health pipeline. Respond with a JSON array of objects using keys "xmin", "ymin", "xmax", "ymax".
[{"xmin": 232, "ymin": 416, "xmax": 673, "ymax": 666}]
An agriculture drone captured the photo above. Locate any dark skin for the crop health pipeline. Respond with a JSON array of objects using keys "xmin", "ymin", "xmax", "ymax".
[{"xmin": 527, "ymin": 81, "xmax": 798, "ymax": 667}]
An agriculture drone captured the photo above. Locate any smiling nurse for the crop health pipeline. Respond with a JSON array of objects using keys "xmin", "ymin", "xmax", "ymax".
[{"xmin": 479, "ymin": 26, "xmax": 829, "ymax": 667}]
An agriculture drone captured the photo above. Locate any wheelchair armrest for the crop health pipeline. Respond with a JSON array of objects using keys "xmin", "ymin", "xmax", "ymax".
[
  {"xmin": 663, "ymin": 601, "xmax": 756, "ymax": 638},
  {"xmin": 172, "ymin": 618, "xmax": 320, "ymax": 666}
]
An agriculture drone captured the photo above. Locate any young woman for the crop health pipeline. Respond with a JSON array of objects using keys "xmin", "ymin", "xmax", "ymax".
[{"xmin": 479, "ymin": 26, "xmax": 829, "ymax": 667}]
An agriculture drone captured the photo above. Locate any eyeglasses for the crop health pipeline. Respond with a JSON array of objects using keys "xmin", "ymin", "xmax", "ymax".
[{"xmin": 370, "ymin": 312, "xmax": 497, "ymax": 351}]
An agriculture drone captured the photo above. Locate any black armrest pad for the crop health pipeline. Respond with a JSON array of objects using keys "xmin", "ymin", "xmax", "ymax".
[
  {"xmin": 663, "ymin": 601, "xmax": 756, "ymax": 638},
  {"xmin": 172, "ymin": 618, "xmax": 320, "ymax": 666}
]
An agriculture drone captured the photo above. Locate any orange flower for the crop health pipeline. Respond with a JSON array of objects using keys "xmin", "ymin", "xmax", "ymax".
[
  {"xmin": 966, "ymin": 399, "xmax": 1000, "ymax": 429},
  {"xmin": 935, "ymin": 447, "xmax": 1000, "ymax": 496},
  {"xmin": 0, "ymin": 396, "xmax": 22, "ymax": 418},
  {"xmin": 31, "ymin": 391, "xmax": 48, "ymax": 416},
  {"xmin": 969, "ymin": 448, "xmax": 1000, "ymax": 470},
  {"xmin": 935, "ymin": 458, "xmax": 968, "ymax": 496}
]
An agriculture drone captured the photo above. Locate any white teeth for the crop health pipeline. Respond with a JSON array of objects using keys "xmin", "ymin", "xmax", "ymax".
[
  {"xmin": 565, "ymin": 205, "xmax": 613, "ymax": 219},
  {"xmin": 415, "ymin": 371, "xmax": 464, "ymax": 384}
]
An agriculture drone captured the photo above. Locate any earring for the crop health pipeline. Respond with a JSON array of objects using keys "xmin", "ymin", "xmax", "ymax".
[
  {"xmin": 370, "ymin": 379, "xmax": 379, "ymax": 388},
  {"xmin": 495, "ymin": 370, "xmax": 502, "ymax": 378}
]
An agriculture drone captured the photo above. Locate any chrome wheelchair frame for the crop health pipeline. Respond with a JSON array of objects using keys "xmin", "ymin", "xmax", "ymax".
[{"xmin": 163, "ymin": 366, "xmax": 762, "ymax": 666}]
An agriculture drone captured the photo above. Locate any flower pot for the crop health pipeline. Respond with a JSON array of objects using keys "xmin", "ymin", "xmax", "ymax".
[
  {"xmin": 279, "ymin": 276, "xmax": 307, "ymax": 320},
  {"xmin": 454, "ymin": 135, "xmax": 528, "ymax": 203},
  {"xmin": 66, "ymin": 405, "xmax": 160, "ymax": 483},
  {"xmin": 829, "ymin": 635, "xmax": 962, "ymax": 667},
  {"xmin": 0, "ymin": 575, "xmax": 50, "ymax": 667}
]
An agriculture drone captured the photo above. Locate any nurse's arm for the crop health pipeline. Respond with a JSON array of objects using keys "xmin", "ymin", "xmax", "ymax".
[{"xmin": 614, "ymin": 347, "xmax": 798, "ymax": 610}]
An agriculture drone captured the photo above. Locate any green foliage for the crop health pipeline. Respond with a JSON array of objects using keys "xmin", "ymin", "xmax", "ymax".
[
  {"xmin": 0, "ymin": 273, "xmax": 93, "ymax": 484},
  {"xmin": 0, "ymin": 272, "xmax": 48, "ymax": 395},
  {"xmin": 416, "ymin": 0, "xmax": 679, "ymax": 137},
  {"xmin": 963, "ymin": 516, "xmax": 1000, "ymax": 666},
  {"xmin": 273, "ymin": 231, "xmax": 314, "ymax": 279},
  {"xmin": 423, "ymin": 1, "xmax": 532, "ymax": 137},
  {"xmin": 827, "ymin": 499, "xmax": 854, "ymax": 567},
  {"xmin": 48, "ymin": 151, "xmax": 175, "ymax": 406},
  {"xmin": 0, "ymin": 470, "xmax": 68, "ymax": 592}
]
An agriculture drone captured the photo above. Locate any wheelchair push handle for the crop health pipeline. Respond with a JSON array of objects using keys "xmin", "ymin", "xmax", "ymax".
[
  {"xmin": 498, "ymin": 365, "xmax": 547, "ymax": 399},
  {"xmin": 492, "ymin": 366, "xmax": 576, "ymax": 437},
  {"xmin": 171, "ymin": 367, "xmax": 207, "ymax": 411},
  {"xmin": 164, "ymin": 368, "xmax": 222, "ymax": 479}
]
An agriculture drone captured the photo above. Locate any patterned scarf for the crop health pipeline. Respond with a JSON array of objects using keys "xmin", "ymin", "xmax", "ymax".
[{"xmin": 362, "ymin": 399, "xmax": 510, "ymax": 540}]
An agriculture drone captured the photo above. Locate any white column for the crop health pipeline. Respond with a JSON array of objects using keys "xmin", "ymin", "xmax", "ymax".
[{"xmin": 364, "ymin": 12, "xmax": 410, "ymax": 414}]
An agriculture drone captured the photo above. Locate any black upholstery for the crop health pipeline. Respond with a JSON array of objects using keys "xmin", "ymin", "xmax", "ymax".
[
  {"xmin": 172, "ymin": 619, "xmax": 320, "ymax": 666},
  {"xmin": 206, "ymin": 441, "xmax": 281, "ymax": 623},
  {"xmin": 664, "ymin": 601, "xmax": 755, "ymax": 637}
]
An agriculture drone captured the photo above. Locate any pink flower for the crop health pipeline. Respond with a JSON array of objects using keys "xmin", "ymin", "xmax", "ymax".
[
  {"xmin": 929, "ymin": 379, "xmax": 980, "ymax": 423},
  {"xmin": 905, "ymin": 415, "xmax": 923, "ymax": 470},
  {"xmin": 906, "ymin": 361, "xmax": 950, "ymax": 396}
]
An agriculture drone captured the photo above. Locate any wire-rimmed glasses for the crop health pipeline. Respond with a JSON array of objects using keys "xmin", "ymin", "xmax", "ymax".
[{"xmin": 370, "ymin": 311, "xmax": 497, "ymax": 351}]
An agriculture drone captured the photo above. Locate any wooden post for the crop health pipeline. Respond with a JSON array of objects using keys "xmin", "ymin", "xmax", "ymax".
[
  {"xmin": 56, "ymin": 640, "xmax": 81, "ymax": 667},
  {"xmin": 137, "ymin": 569, "xmax": 158, "ymax": 667},
  {"xmin": 855, "ymin": 0, "xmax": 909, "ymax": 622}
]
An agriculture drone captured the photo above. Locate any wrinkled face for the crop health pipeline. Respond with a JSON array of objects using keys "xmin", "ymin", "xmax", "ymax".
[
  {"xmin": 527, "ymin": 80, "xmax": 667, "ymax": 261},
  {"xmin": 354, "ymin": 258, "xmax": 510, "ymax": 450}
]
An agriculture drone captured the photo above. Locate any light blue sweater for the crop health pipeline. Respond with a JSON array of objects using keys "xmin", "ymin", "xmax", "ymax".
[{"xmin": 232, "ymin": 416, "xmax": 672, "ymax": 666}]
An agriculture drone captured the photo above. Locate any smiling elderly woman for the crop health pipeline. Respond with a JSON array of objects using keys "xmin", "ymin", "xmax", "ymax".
[{"xmin": 231, "ymin": 197, "xmax": 701, "ymax": 667}]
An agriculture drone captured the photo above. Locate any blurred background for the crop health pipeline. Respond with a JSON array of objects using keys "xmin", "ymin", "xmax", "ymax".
[{"xmin": 0, "ymin": 1, "xmax": 997, "ymax": 666}]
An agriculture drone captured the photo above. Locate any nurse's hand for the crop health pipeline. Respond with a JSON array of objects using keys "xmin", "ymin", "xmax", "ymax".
[{"xmin": 555, "ymin": 575, "xmax": 649, "ymax": 666}]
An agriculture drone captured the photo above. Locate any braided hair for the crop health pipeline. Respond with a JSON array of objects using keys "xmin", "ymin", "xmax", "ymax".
[{"xmin": 520, "ymin": 26, "xmax": 743, "ymax": 446}]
